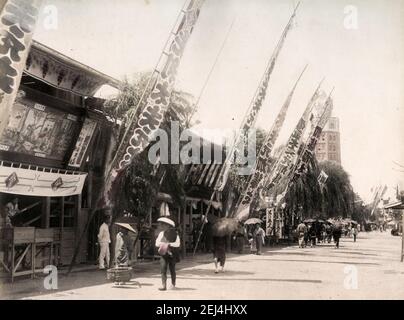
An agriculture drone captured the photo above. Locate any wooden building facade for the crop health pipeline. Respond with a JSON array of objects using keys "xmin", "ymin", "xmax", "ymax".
[{"xmin": 0, "ymin": 40, "xmax": 119, "ymax": 281}]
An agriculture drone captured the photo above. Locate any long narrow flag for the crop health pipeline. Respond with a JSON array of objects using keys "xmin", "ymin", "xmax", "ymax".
[
  {"xmin": 193, "ymin": 3, "xmax": 299, "ymax": 254},
  {"xmin": 233, "ymin": 65, "xmax": 307, "ymax": 218},
  {"xmin": 0, "ymin": 0, "xmax": 43, "ymax": 136},
  {"xmin": 216, "ymin": 2, "xmax": 300, "ymax": 192},
  {"xmin": 371, "ymin": 184, "xmax": 387, "ymax": 215},
  {"xmin": 238, "ymin": 83, "xmax": 323, "ymax": 219},
  {"xmin": 288, "ymin": 90, "xmax": 334, "ymax": 184},
  {"xmin": 261, "ymin": 80, "xmax": 324, "ymax": 194},
  {"xmin": 69, "ymin": 0, "xmax": 205, "ymax": 272},
  {"xmin": 102, "ymin": 0, "xmax": 205, "ymax": 206}
]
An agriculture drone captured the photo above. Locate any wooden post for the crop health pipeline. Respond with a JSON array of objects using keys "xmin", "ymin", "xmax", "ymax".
[
  {"xmin": 75, "ymin": 194, "xmax": 82, "ymax": 238},
  {"xmin": 59, "ymin": 197, "xmax": 64, "ymax": 266},
  {"xmin": 401, "ymin": 210, "xmax": 404, "ymax": 262},
  {"xmin": 41, "ymin": 197, "xmax": 51, "ymax": 228},
  {"xmin": 75, "ymin": 194, "xmax": 82, "ymax": 262},
  {"xmin": 87, "ymin": 169, "xmax": 93, "ymax": 209},
  {"xmin": 182, "ymin": 204, "xmax": 186, "ymax": 257}
]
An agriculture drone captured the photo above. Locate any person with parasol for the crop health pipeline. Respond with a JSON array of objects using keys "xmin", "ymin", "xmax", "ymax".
[
  {"xmin": 155, "ymin": 217, "xmax": 180, "ymax": 291},
  {"xmin": 210, "ymin": 217, "xmax": 239, "ymax": 273},
  {"xmin": 244, "ymin": 218, "xmax": 264, "ymax": 255},
  {"xmin": 332, "ymin": 222, "xmax": 343, "ymax": 248}
]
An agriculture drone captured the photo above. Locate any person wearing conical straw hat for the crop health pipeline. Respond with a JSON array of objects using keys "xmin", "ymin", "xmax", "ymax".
[
  {"xmin": 115, "ymin": 226, "xmax": 129, "ymax": 267},
  {"xmin": 155, "ymin": 217, "xmax": 180, "ymax": 291}
]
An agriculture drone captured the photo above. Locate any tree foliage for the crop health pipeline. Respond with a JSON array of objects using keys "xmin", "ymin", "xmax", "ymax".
[{"xmin": 102, "ymin": 72, "xmax": 195, "ymax": 223}]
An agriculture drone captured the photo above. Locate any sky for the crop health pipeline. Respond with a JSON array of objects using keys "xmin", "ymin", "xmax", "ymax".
[{"xmin": 33, "ymin": 0, "xmax": 404, "ymax": 203}]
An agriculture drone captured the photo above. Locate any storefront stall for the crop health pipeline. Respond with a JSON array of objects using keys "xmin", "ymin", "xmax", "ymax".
[{"xmin": 0, "ymin": 40, "xmax": 119, "ymax": 281}]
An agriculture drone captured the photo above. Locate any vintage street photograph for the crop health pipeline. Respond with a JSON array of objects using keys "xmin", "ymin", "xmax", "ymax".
[{"xmin": 0, "ymin": 0, "xmax": 403, "ymax": 301}]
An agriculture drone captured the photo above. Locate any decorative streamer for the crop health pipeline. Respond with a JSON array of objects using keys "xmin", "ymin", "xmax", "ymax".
[
  {"xmin": 234, "ymin": 65, "xmax": 307, "ymax": 218},
  {"xmin": 0, "ymin": 0, "xmax": 43, "ymax": 136}
]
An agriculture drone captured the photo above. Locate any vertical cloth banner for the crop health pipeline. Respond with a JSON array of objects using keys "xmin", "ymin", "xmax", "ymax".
[
  {"xmin": 289, "ymin": 94, "xmax": 333, "ymax": 183},
  {"xmin": 371, "ymin": 185, "xmax": 387, "ymax": 216},
  {"xmin": 217, "ymin": 3, "xmax": 299, "ymax": 192},
  {"xmin": 234, "ymin": 65, "xmax": 307, "ymax": 219},
  {"xmin": 0, "ymin": 0, "xmax": 43, "ymax": 136},
  {"xmin": 262, "ymin": 82, "xmax": 324, "ymax": 193},
  {"xmin": 68, "ymin": 118, "xmax": 97, "ymax": 168},
  {"xmin": 274, "ymin": 93, "xmax": 332, "ymax": 206},
  {"xmin": 317, "ymin": 170, "xmax": 328, "ymax": 187},
  {"xmin": 102, "ymin": 0, "xmax": 204, "ymax": 206}
]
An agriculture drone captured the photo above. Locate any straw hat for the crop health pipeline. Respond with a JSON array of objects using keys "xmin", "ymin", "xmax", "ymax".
[
  {"xmin": 157, "ymin": 217, "xmax": 175, "ymax": 227},
  {"xmin": 115, "ymin": 222, "xmax": 137, "ymax": 233}
]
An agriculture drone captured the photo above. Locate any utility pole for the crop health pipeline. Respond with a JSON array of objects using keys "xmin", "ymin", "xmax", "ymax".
[{"xmin": 401, "ymin": 209, "xmax": 404, "ymax": 262}]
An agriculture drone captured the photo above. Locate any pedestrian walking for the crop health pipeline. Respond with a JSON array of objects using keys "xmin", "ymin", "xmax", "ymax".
[
  {"xmin": 325, "ymin": 224, "xmax": 332, "ymax": 243},
  {"xmin": 308, "ymin": 224, "xmax": 316, "ymax": 247},
  {"xmin": 233, "ymin": 225, "xmax": 246, "ymax": 254},
  {"xmin": 212, "ymin": 236, "xmax": 227, "ymax": 273},
  {"xmin": 155, "ymin": 217, "xmax": 180, "ymax": 291},
  {"xmin": 98, "ymin": 215, "xmax": 111, "ymax": 270},
  {"xmin": 253, "ymin": 224, "xmax": 265, "ymax": 255},
  {"xmin": 296, "ymin": 221, "xmax": 307, "ymax": 248},
  {"xmin": 352, "ymin": 226, "xmax": 358, "ymax": 242},
  {"xmin": 333, "ymin": 226, "xmax": 342, "ymax": 248}
]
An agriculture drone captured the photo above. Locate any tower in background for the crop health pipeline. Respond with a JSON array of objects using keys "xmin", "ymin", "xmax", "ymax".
[{"xmin": 315, "ymin": 116, "xmax": 341, "ymax": 164}]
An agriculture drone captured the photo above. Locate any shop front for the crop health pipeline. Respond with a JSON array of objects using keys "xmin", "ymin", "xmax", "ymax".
[{"xmin": 0, "ymin": 40, "xmax": 119, "ymax": 281}]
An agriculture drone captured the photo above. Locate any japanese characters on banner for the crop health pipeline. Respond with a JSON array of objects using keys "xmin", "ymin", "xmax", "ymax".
[
  {"xmin": 102, "ymin": 0, "xmax": 204, "ymax": 206},
  {"xmin": 290, "ymin": 95, "xmax": 333, "ymax": 182},
  {"xmin": 218, "ymin": 5, "xmax": 298, "ymax": 192},
  {"xmin": 68, "ymin": 118, "xmax": 97, "ymax": 168},
  {"xmin": 0, "ymin": 164, "xmax": 87, "ymax": 197},
  {"xmin": 0, "ymin": 0, "xmax": 43, "ymax": 136},
  {"xmin": 113, "ymin": 0, "xmax": 204, "ymax": 172},
  {"xmin": 234, "ymin": 66, "xmax": 306, "ymax": 218},
  {"xmin": 317, "ymin": 170, "xmax": 328, "ymax": 186},
  {"xmin": 262, "ymin": 82, "xmax": 324, "ymax": 192}
]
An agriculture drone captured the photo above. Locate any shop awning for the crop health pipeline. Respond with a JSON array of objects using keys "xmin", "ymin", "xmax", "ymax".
[
  {"xmin": 0, "ymin": 161, "xmax": 87, "ymax": 197},
  {"xmin": 384, "ymin": 201, "xmax": 404, "ymax": 210},
  {"xmin": 24, "ymin": 40, "xmax": 121, "ymax": 97}
]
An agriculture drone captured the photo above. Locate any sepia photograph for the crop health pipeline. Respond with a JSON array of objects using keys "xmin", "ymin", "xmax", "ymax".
[{"xmin": 0, "ymin": 0, "xmax": 403, "ymax": 304}]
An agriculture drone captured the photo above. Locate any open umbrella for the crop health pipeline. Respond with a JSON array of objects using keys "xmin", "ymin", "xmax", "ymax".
[
  {"xmin": 211, "ymin": 218, "xmax": 240, "ymax": 237},
  {"xmin": 115, "ymin": 222, "xmax": 137, "ymax": 234},
  {"xmin": 244, "ymin": 218, "xmax": 263, "ymax": 225},
  {"xmin": 303, "ymin": 218, "xmax": 316, "ymax": 223}
]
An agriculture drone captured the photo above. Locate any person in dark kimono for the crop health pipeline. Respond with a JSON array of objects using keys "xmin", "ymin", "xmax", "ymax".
[
  {"xmin": 212, "ymin": 236, "xmax": 227, "ymax": 273},
  {"xmin": 333, "ymin": 225, "xmax": 342, "ymax": 249},
  {"xmin": 155, "ymin": 217, "xmax": 180, "ymax": 291}
]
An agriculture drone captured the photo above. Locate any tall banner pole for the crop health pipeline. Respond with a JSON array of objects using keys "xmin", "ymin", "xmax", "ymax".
[
  {"xmin": 0, "ymin": 0, "xmax": 44, "ymax": 136},
  {"xmin": 218, "ymin": 2, "xmax": 300, "ymax": 192},
  {"xmin": 282, "ymin": 90, "xmax": 334, "ymax": 199},
  {"xmin": 192, "ymin": 3, "xmax": 300, "ymax": 255},
  {"xmin": 401, "ymin": 211, "xmax": 404, "ymax": 261},
  {"xmin": 244, "ymin": 79, "xmax": 324, "ymax": 219},
  {"xmin": 68, "ymin": 0, "xmax": 205, "ymax": 273},
  {"xmin": 233, "ymin": 65, "xmax": 307, "ymax": 219}
]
